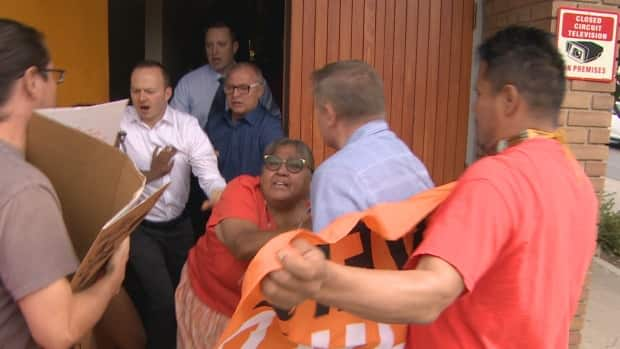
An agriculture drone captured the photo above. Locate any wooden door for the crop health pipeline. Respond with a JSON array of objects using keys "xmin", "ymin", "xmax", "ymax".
[{"xmin": 285, "ymin": 0, "xmax": 475, "ymax": 184}]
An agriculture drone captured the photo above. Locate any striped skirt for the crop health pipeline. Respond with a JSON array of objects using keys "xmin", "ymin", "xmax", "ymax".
[{"xmin": 175, "ymin": 264, "xmax": 231, "ymax": 349}]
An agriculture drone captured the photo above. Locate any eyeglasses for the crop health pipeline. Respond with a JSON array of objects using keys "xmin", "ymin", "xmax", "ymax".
[
  {"xmin": 224, "ymin": 82, "xmax": 262, "ymax": 96},
  {"xmin": 263, "ymin": 155, "xmax": 308, "ymax": 173},
  {"xmin": 41, "ymin": 68, "xmax": 66, "ymax": 84}
]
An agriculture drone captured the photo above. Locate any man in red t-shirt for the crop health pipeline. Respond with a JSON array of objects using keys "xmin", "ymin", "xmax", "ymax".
[
  {"xmin": 175, "ymin": 138, "xmax": 313, "ymax": 348},
  {"xmin": 260, "ymin": 26, "xmax": 598, "ymax": 348}
]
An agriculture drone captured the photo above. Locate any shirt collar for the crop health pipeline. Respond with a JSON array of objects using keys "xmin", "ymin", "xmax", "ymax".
[
  {"xmin": 206, "ymin": 62, "xmax": 237, "ymax": 81},
  {"xmin": 128, "ymin": 106, "xmax": 174, "ymax": 127},
  {"xmin": 0, "ymin": 139, "xmax": 24, "ymax": 159},
  {"xmin": 225, "ymin": 105, "xmax": 264, "ymax": 126},
  {"xmin": 345, "ymin": 118, "xmax": 389, "ymax": 146}
]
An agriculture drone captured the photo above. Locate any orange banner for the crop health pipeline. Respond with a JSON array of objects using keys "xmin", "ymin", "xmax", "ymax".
[{"xmin": 216, "ymin": 183, "xmax": 455, "ymax": 349}]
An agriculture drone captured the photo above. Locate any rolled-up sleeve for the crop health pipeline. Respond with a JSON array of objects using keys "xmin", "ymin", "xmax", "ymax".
[{"xmin": 185, "ymin": 118, "xmax": 226, "ymax": 196}]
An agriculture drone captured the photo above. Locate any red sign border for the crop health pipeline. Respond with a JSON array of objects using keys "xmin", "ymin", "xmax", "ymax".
[{"xmin": 556, "ymin": 6, "xmax": 620, "ymax": 83}]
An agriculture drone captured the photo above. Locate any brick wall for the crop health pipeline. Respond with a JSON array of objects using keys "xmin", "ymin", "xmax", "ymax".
[{"xmin": 484, "ymin": 0, "xmax": 619, "ymax": 348}]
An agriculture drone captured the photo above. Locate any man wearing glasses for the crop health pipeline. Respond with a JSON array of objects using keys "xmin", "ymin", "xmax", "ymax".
[
  {"xmin": 171, "ymin": 21, "xmax": 280, "ymax": 127},
  {"xmin": 171, "ymin": 21, "xmax": 281, "ymax": 241},
  {"xmin": 206, "ymin": 62, "xmax": 284, "ymax": 182},
  {"xmin": 0, "ymin": 19, "xmax": 129, "ymax": 348}
]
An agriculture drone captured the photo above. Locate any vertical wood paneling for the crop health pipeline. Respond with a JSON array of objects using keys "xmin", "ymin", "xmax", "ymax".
[
  {"xmin": 401, "ymin": 0, "xmax": 418, "ymax": 147},
  {"xmin": 432, "ymin": 0, "xmax": 453, "ymax": 183},
  {"xmin": 288, "ymin": 0, "xmax": 304, "ymax": 139},
  {"xmin": 363, "ymin": 0, "xmax": 376, "ymax": 65},
  {"xmin": 374, "ymin": 0, "xmax": 386, "ymax": 77},
  {"xmin": 453, "ymin": 0, "xmax": 474, "ymax": 181},
  {"xmin": 327, "ymin": 0, "xmax": 341, "ymax": 64},
  {"xmin": 389, "ymin": 0, "xmax": 407, "ymax": 139},
  {"xmin": 300, "ymin": 0, "xmax": 316, "ymax": 150},
  {"xmin": 382, "ymin": 0, "xmax": 396, "ymax": 125},
  {"xmin": 287, "ymin": 0, "xmax": 474, "ymax": 183},
  {"xmin": 444, "ymin": 0, "xmax": 465, "ymax": 182},
  {"xmin": 412, "ymin": 0, "xmax": 430, "ymax": 156},
  {"xmin": 339, "ymin": 0, "xmax": 353, "ymax": 59},
  {"xmin": 421, "ymin": 0, "xmax": 442, "ymax": 174},
  {"xmin": 313, "ymin": 0, "xmax": 329, "ymax": 165},
  {"xmin": 352, "ymin": 0, "xmax": 365, "ymax": 59},
  {"xmin": 324, "ymin": 0, "xmax": 342, "ymax": 159}
]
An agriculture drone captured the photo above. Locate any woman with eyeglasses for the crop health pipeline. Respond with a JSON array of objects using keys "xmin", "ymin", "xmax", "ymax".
[{"xmin": 175, "ymin": 138, "xmax": 313, "ymax": 348}]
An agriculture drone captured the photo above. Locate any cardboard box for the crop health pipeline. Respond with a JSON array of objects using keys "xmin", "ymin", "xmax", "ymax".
[
  {"xmin": 27, "ymin": 112, "xmax": 143, "ymax": 260},
  {"xmin": 36, "ymin": 99, "xmax": 128, "ymax": 146},
  {"xmin": 26, "ymin": 112, "xmax": 153, "ymax": 348}
]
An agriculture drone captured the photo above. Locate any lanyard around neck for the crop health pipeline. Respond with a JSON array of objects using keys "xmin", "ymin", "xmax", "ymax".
[{"xmin": 495, "ymin": 128, "xmax": 567, "ymax": 153}]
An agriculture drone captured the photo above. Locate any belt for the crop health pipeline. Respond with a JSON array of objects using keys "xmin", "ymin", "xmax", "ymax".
[{"xmin": 141, "ymin": 214, "xmax": 185, "ymax": 230}]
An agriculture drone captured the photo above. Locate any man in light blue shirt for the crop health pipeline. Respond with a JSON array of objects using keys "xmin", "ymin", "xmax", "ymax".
[
  {"xmin": 171, "ymin": 21, "xmax": 280, "ymax": 127},
  {"xmin": 310, "ymin": 60, "xmax": 434, "ymax": 232}
]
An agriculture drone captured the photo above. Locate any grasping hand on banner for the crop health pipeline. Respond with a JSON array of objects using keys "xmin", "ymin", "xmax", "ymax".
[{"xmin": 262, "ymin": 238, "xmax": 328, "ymax": 309}]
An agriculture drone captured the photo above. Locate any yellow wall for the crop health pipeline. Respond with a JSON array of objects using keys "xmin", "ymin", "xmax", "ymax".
[{"xmin": 2, "ymin": 0, "xmax": 109, "ymax": 106}]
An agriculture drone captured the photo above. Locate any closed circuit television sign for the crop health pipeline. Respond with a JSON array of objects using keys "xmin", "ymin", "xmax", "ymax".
[{"xmin": 557, "ymin": 7, "xmax": 619, "ymax": 82}]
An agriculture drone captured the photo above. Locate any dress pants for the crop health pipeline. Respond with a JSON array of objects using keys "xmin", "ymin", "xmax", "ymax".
[
  {"xmin": 184, "ymin": 175, "xmax": 211, "ymax": 241},
  {"xmin": 124, "ymin": 216, "xmax": 194, "ymax": 349}
]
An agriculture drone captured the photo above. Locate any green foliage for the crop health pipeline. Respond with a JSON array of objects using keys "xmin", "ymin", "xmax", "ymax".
[{"xmin": 598, "ymin": 194, "xmax": 620, "ymax": 257}]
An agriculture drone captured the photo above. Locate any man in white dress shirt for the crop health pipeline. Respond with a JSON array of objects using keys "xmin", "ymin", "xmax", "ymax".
[{"xmin": 120, "ymin": 60, "xmax": 226, "ymax": 348}]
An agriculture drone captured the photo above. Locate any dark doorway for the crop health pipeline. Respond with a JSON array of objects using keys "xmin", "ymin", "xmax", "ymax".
[
  {"xmin": 163, "ymin": 0, "xmax": 286, "ymax": 108},
  {"xmin": 108, "ymin": 0, "xmax": 286, "ymax": 110},
  {"xmin": 108, "ymin": 0, "xmax": 146, "ymax": 101}
]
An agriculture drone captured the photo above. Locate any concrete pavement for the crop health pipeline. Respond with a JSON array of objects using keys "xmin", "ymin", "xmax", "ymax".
[
  {"xmin": 581, "ymin": 258, "xmax": 620, "ymax": 349},
  {"xmin": 604, "ymin": 177, "xmax": 620, "ymax": 206},
  {"xmin": 580, "ymin": 177, "xmax": 620, "ymax": 349}
]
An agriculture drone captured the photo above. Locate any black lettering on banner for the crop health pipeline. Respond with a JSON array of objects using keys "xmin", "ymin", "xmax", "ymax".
[
  {"xmin": 412, "ymin": 218, "xmax": 427, "ymax": 251},
  {"xmin": 314, "ymin": 302, "xmax": 330, "ymax": 318},
  {"xmin": 344, "ymin": 222, "xmax": 375, "ymax": 268},
  {"xmin": 317, "ymin": 243, "xmax": 331, "ymax": 259},
  {"xmin": 344, "ymin": 220, "xmax": 427, "ymax": 270},
  {"xmin": 255, "ymin": 289, "xmax": 332, "ymax": 321},
  {"xmin": 254, "ymin": 300, "xmax": 293, "ymax": 322},
  {"xmin": 255, "ymin": 245, "xmax": 333, "ymax": 320},
  {"xmin": 386, "ymin": 239, "xmax": 409, "ymax": 269},
  {"xmin": 255, "ymin": 222, "xmax": 429, "ymax": 323},
  {"xmin": 314, "ymin": 244, "xmax": 331, "ymax": 318}
]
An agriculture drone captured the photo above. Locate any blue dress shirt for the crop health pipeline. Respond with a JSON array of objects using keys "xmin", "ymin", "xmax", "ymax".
[
  {"xmin": 171, "ymin": 64, "xmax": 281, "ymax": 128},
  {"xmin": 206, "ymin": 105, "xmax": 284, "ymax": 182},
  {"xmin": 310, "ymin": 119, "xmax": 434, "ymax": 232}
]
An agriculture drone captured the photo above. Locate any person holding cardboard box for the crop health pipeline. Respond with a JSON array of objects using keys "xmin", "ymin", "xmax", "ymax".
[
  {"xmin": 120, "ymin": 60, "xmax": 227, "ymax": 349},
  {"xmin": 0, "ymin": 18, "xmax": 130, "ymax": 349}
]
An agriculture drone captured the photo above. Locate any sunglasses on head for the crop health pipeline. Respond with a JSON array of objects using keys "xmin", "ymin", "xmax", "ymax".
[{"xmin": 263, "ymin": 155, "xmax": 307, "ymax": 173}]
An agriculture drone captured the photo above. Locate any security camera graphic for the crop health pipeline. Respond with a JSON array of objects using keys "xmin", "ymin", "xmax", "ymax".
[{"xmin": 565, "ymin": 41, "xmax": 604, "ymax": 64}]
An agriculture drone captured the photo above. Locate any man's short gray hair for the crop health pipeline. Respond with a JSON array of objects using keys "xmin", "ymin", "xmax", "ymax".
[
  {"xmin": 312, "ymin": 60, "xmax": 385, "ymax": 121},
  {"xmin": 226, "ymin": 62, "xmax": 264, "ymax": 83}
]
